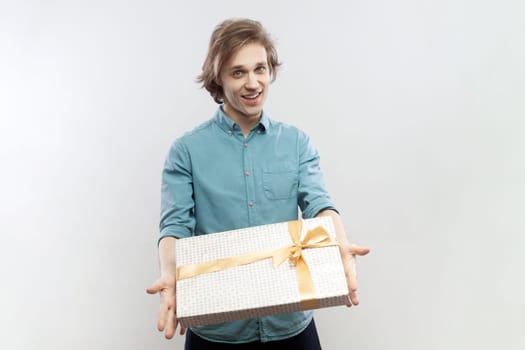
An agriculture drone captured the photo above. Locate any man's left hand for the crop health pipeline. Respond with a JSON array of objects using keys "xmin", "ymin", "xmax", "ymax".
[{"xmin": 339, "ymin": 242, "xmax": 370, "ymax": 306}]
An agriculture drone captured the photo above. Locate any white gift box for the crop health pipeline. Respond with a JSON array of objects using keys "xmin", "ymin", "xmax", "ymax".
[{"xmin": 175, "ymin": 217, "xmax": 350, "ymax": 328}]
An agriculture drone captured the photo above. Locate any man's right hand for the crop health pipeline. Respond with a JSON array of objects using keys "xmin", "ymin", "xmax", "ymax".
[{"xmin": 146, "ymin": 274, "xmax": 186, "ymax": 339}]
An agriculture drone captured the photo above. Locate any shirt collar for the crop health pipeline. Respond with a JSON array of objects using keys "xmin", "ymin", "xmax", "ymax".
[{"xmin": 214, "ymin": 106, "xmax": 269, "ymax": 134}]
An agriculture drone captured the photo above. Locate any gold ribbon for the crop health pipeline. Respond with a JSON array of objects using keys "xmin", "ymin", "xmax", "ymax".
[{"xmin": 176, "ymin": 220, "xmax": 339, "ymax": 310}]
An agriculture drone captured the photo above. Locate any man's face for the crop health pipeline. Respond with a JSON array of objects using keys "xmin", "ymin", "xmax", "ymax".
[{"xmin": 220, "ymin": 43, "xmax": 270, "ymax": 123}]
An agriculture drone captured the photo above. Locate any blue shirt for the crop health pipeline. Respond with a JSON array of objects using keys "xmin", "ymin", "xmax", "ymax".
[{"xmin": 159, "ymin": 107, "xmax": 336, "ymax": 343}]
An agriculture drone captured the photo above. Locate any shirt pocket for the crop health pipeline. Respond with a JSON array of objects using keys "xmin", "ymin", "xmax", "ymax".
[{"xmin": 263, "ymin": 162, "xmax": 298, "ymax": 200}]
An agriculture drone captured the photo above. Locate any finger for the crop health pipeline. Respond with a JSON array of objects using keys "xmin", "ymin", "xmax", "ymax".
[
  {"xmin": 164, "ymin": 303, "xmax": 176, "ymax": 339},
  {"xmin": 342, "ymin": 255, "xmax": 359, "ymax": 306},
  {"xmin": 348, "ymin": 265, "xmax": 360, "ymax": 306},
  {"xmin": 348, "ymin": 244, "xmax": 371, "ymax": 256},
  {"xmin": 157, "ymin": 294, "xmax": 169, "ymax": 332},
  {"xmin": 146, "ymin": 280, "xmax": 162, "ymax": 294},
  {"xmin": 147, "ymin": 280, "xmax": 167, "ymax": 331}
]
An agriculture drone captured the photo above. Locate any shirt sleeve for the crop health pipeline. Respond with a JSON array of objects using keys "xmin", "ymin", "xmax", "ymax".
[
  {"xmin": 297, "ymin": 131, "xmax": 338, "ymax": 218},
  {"xmin": 159, "ymin": 139, "xmax": 196, "ymax": 242}
]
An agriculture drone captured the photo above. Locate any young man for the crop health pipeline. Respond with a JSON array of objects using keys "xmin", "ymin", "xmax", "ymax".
[{"xmin": 147, "ymin": 18, "xmax": 369, "ymax": 349}]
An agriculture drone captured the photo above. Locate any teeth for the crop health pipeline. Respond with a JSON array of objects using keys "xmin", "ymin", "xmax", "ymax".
[{"xmin": 244, "ymin": 92, "xmax": 260, "ymax": 99}]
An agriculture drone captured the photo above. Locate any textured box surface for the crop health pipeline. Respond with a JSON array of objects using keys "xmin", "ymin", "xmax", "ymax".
[{"xmin": 175, "ymin": 217, "xmax": 349, "ymax": 328}]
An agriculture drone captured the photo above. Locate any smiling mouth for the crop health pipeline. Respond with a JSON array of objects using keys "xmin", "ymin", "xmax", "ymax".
[{"xmin": 242, "ymin": 91, "xmax": 262, "ymax": 100}]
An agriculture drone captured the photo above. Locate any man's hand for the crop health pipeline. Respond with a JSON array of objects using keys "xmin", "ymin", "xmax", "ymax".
[
  {"xmin": 146, "ymin": 274, "xmax": 186, "ymax": 338},
  {"xmin": 315, "ymin": 209, "xmax": 371, "ymax": 307},
  {"xmin": 339, "ymin": 242, "xmax": 370, "ymax": 306}
]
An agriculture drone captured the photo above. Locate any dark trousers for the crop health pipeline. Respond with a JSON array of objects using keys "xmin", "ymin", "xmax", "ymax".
[{"xmin": 184, "ymin": 319, "xmax": 322, "ymax": 350}]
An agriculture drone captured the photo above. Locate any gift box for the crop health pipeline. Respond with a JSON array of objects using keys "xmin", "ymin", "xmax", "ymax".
[{"xmin": 175, "ymin": 216, "xmax": 350, "ymax": 328}]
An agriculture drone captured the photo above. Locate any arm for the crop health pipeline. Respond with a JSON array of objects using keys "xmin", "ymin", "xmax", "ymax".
[
  {"xmin": 146, "ymin": 237, "xmax": 185, "ymax": 338},
  {"xmin": 316, "ymin": 209, "xmax": 370, "ymax": 306},
  {"xmin": 295, "ymin": 131, "xmax": 370, "ymax": 306},
  {"xmin": 147, "ymin": 140, "xmax": 194, "ymax": 338}
]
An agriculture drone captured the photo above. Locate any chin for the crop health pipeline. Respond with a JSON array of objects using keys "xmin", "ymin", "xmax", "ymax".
[{"xmin": 245, "ymin": 108, "xmax": 263, "ymax": 118}]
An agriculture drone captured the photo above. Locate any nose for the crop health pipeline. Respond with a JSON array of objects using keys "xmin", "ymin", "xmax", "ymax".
[{"xmin": 245, "ymin": 72, "xmax": 259, "ymax": 90}]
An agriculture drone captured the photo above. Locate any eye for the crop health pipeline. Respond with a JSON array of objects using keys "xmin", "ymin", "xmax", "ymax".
[
  {"xmin": 255, "ymin": 66, "xmax": 267, "ymax": 73},
  {"xmin": 232, "ymin": 70, "xmax": 243, "ymax": 78}
]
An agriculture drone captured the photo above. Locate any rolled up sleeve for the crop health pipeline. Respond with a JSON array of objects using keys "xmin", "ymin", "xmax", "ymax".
[
  {"xmin": 297, "ymin": 131, "xmax": 338, "ymax": 218},
  {"xmin": 159, "ymin": 139, "xmax": 195, "ymax": 242}
]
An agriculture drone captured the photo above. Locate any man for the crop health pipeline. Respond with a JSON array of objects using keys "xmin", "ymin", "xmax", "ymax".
[{"xmin": 147, "ymin": 18, "xmax": 370, "ymax": 349}]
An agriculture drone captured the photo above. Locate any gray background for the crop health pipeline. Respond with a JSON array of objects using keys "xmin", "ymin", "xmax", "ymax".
[{"xmin": 1, "ymin": 0, "xmax": 524, "ymax": 349}]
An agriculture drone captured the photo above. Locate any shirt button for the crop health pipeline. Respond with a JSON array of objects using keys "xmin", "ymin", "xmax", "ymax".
[
  {"xmin": 243, "ymin": 143, "xmax": 248, "ymax": 148},
  {"xmin": 248, "ymin": 201, "xmax": 254, "ymax": 207},
  {"xmin": 257, "ymin": 130, "xmax": 261, "ymax": 134},
  {"xmin": 227, "ymin": 130, "xmax": 232, "ymax": 135},
  {"xmin": 245, "ymin": 171, "xmax": 251, "ymax": 176}
]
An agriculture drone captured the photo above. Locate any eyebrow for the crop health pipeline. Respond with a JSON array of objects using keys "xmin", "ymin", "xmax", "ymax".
[{"xmin": 229, "ymin": 62, "xmax": 268, "ymax": 71}]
